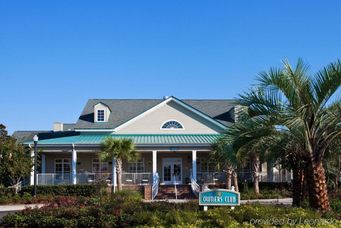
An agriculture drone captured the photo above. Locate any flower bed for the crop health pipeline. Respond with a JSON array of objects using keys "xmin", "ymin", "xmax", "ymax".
[{"xmin": 2, "ymin": 191, "xmax": 340, "ymax": 227}]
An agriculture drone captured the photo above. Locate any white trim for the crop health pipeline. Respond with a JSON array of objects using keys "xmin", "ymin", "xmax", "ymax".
[
  {"xmin": 114, "ymin": 97, "xmax": 226, "ymax": 132},
  {"xmin": 171, "ymin": 98, "xmax": 227, "ymax": 129},
  {"xmin": 114, "ymin": 97, "xmax": 173, "ymax": 131},
  {"xmin": 192, "ymin": 150, "xmax": 197, "ymax": 182},
  {"xmin": 75, "ymin": 129, "xmax": 115, "ymax": 132},
  {"xmin": 152, "ymin": 150, "xmax": 157, "ymax": 175},
  {"xmin": 160, "ymin": 119, "xmax": 185, "ymax": 130}
]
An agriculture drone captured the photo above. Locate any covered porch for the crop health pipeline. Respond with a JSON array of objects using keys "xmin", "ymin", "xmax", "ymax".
[{"xmin": 33, "ymin": 150, "xmax": 214, "ymax": 186}]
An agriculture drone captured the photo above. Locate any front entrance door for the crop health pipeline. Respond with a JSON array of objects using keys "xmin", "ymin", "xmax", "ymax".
[{"xmin": 162, "ymin": 158, "xmax": 182, "ymax": 184}]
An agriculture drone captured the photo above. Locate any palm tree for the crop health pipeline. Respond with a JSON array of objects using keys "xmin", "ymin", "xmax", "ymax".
[
  {"xmin": 100, "ymin": 138, "xmax": 138, "ymax": 191},
  {"xmin": 324, "ymin": 138, "xmax": 341, "ymax": 194},
  {"xmin": 217, "ymin": 110, "xmax": 276, "ymax": 194},
  {"xmin": 212, "ymin": 140, "xmax": 239, "ymax": 191},
  {"xmin": 240, "ymin": 59, "xmax": 341, "ymax": 211}
]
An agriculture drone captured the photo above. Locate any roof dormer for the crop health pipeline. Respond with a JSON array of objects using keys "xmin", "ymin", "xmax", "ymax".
[{"xmin": 94, "ymin": 102, "xmax": 111, "ymax": 123}]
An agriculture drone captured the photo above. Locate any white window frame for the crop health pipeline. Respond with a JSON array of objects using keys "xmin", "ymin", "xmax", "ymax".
[
  {"xmin": 92, "ymin": 159, "xmax": 109, "ymax": 173},
  {"xmin": 128, "ymin": 158, "xmax": 145, "ymax": 173},
  {"xmin": 54, "ymin": 158, "xmax": 71, "ymax": 179},
  {"xmin": 160, "ymin": 119, "xmax": 185, "ymax": 130},
  {"xmin": 97, "ymin": 109, "xmax": 105, "ymax": 122}
]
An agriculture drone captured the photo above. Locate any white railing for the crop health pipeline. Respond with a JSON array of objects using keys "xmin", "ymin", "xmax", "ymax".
[
  {"xmin": 37, "ymin": 172, "xmax": 154, "ymax": 186},
  {"xmin": 76, "ymin": 173, "xmax": 111, "ymax": 184},
  {"xmin": 37, "ymin": 173, "xmax": 71, "ymax": 185},
  {"xmin": 152, "ymin": 173, "xmax": 159, "ymax": 200},
  {"xmin": 196, "ymin": 172, "xmax": 226, "ymax": 185},
  {"xmin": 239, "ymin": 171, "xmax": 292, "ymax": 183},
  {"xmin": 122, "ymin": 172, "xmax": 152, "ymax": 185},
  {"xmin": 190, "ymin": 173, "xmax": 200, "ymax": 197}
]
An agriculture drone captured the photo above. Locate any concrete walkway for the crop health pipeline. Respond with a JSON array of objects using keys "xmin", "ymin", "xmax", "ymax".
[
  {"xmin": 0, "ymin": 204, "xmax": 44, "ymax": 219},
  {"xmin": 144, "ymin": 198, "xmax": 293, "ymax": 205},
  {"xmin": 241, "ymin": 198, "xmax": 292, "ymax": 205},
  {"xmin": 0, "ymin": 198, "xmax": 293, "ymax": 219}
]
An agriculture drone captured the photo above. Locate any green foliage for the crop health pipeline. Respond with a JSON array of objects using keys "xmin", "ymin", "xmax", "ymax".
[
  {"xmin": 100, "ymin": 137, "xmax": 138, "ymax": 162},
  {"xmin": 331, "ymin": 199, "xmax": 341, "ymax": 213},
  {"xmin": 21, "ymin": 184, "xmax": 97, "ymax": 196},
  {"xmin": 0, "ymin": 124, "xmax": 32, "ymax": 190},
  {"xmin": 2, "ymin": 193, "xmax": 340, "ymax": 227}
]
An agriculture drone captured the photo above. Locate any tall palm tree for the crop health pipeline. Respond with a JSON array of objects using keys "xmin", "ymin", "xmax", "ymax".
[
  {"xmin": 100, "ymin": 138, "xmax": 138, "ymax": 191},
  {"xmin": 240, "ymin": 59, "xmax": 341, "ymax": 211}
]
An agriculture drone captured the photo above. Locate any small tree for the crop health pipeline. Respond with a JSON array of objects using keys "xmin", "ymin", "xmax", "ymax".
[
  {"xmin": 0, "ymin": 124, "xmax": 32, "ymax": 193},
  {"xmin": 100, "ymin": 138, "xmax": 138, "ymax": 192},
  {"xmin": 212, "ymin": 140, "xmax": 239, "ymax": 191}
]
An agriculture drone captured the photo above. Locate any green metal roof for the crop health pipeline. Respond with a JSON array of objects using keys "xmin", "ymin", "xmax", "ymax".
[{"xmin": 26, "ymin": 134, "xmax": 221, "ymax": 145}]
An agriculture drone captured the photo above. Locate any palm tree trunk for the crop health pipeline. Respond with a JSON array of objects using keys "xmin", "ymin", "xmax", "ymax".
[
  {"xmin": 336, "ymin": 156, "xmax": 341, "ymax": 194},
  {"xmin": 233, "ymin": 171, "xmax": 239, "ymax": 192},
  {"xmin": 252, "ymin": 156, "xmax": 260, "ymax": 194},
  {"xmin": 292, "ymin": 165, "xmax": 304, "ymax": 207},
  {"xmin": 306, "ymin": 158, "xmax": 330, "ymax": 211},
  {"xmin": 225, "ymin": 165, "xmax": 233, "ymax": 190},
  {"xmin": 116, "ymin": 159, "xmax": 123, "ymax": 191}
]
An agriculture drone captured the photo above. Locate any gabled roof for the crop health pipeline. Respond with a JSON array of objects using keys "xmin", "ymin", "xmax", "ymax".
[{"xmin": 75, "ymin": 97, "xmax": 236, "ymax": 130}]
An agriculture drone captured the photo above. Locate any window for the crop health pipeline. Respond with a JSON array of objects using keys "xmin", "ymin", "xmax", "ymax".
[
  {"xmin": 55, "ymin": 159, "xmax": 71, "ymax": 180},
  {"xmin": 198, "ymin": 159, "xmax": 216, "ymax": 172},
  {"xmin": 128, "ymin": 158, "xmax": 145, "ymax": 173},
  {"xmin": 161, "ymin": 120, "xmax": 183, "ymax": 129},
  {"xmin": 92, "ymin": 159, "xmax": 109, "ymax": 173},
  {"xmin": 97, "ymin": 110, "xmax": 105, "ymax": 122}
]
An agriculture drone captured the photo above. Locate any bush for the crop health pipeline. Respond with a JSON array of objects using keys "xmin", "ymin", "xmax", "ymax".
[
  {"xmin": 2, "ymin": 192, "xmax": 340, "ymax": 227},
  {"xmin": 331, "ymin": 199, "xmax": 341, "ymax": 213},
  {"xmin": 240, "ymin": 188, "xmax": 291, "ymax": 200},
  {"xmin": 20, "ymin": 184, "xmax": 97, "ymax": 197}
]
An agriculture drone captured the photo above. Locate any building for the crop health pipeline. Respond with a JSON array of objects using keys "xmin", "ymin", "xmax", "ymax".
[{"xmin": 14, "ymin": 96, "xmax": 291, "ymax": 199}]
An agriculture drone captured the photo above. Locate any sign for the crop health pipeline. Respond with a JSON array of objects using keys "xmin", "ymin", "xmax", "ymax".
[{"xmin": 199, "ymin": 189, "xmax": 240, "ymax": 206}]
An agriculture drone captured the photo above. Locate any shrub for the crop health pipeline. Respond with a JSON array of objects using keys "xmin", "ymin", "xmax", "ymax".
[
  {"xmin": 21, "ymin": 184, "xmax": 97, "ymax": 197},
  {"xmin": 2, "ymin": 193, "xmax": 340, "ymax": 227},
  {"xmin": 331, "ymin": 199, "xmax": 341, "ymax": 213}
]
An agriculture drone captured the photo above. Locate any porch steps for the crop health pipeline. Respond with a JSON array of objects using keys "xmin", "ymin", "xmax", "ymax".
[{"xmin": 156, "ymin": 185, "xmax": 197, "ymax": 200}]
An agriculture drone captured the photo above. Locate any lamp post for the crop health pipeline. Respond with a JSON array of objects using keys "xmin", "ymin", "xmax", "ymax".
[{"xmin": 33, "ymin": 135, "xmax": 38, "ymax": 197}]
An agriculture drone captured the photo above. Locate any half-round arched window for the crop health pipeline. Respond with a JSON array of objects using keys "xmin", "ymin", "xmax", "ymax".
[{"xmin": 161, "ymin": 120, "xmax": 184, "ymax": 129}]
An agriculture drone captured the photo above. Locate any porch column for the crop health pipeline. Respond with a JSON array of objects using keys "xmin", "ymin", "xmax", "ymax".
[
  {"xmin": 41, "ymin": 154, "xmax": 46, "ymax": 174},
  {"xmin": 30, "ymin": 148, "xmax": 34, "ymax": 186},
  {"xmin": 112, "ymin": 158, "xmax": 117, "ymax": 192},
  {"xmin": 152, "ymin": 150, "xmax": 157, "ymax": 175},
  {"xmin": 71, "ymin": 146, "xmax": 77, "ymax": 185},
  {"xmin": 192, "ymin": 150, "xmax": 197, "ymax": 182}
]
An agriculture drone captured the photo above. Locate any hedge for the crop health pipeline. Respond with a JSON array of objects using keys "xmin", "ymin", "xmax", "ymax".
[
  {"xmin": 2, "ymin": 193, "xmax": 340, "ymax": 227},
  {"xmin": 20, "ymin": 185, "xmax": 98, "ymax": 197}
]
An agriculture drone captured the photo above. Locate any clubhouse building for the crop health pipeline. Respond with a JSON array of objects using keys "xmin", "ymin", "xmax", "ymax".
[{"xmin": 14, "ymin": 96, "xmax": 291, "ymax": 199}]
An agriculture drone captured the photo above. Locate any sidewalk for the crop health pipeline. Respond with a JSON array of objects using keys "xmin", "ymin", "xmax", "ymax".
[
  {"xmin": 0, "ymin": 204, "xmax": 44, "ymax": 219},
  {"xmin": 241, "ymin": 198, "xmax": 292, "ymax": 205},
  {"xmin": 144, "ymin": 198, "xmax": 293, "ymax": 205}
]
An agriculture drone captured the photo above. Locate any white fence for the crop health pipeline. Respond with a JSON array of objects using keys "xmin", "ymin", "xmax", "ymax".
[{"xmin": 37, "ymin": 172, "xmax": 152, "ymax": 185}]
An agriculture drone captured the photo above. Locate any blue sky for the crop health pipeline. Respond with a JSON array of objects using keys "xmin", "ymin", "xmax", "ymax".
[{"xmin": 1, "ymin": 1, "xmax": 340, "ymax": 134}]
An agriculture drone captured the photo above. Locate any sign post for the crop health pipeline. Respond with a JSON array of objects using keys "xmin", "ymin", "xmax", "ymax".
[{"xmin": 199, "ymin": 188, "xmax": 240, "ymax": 211}]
